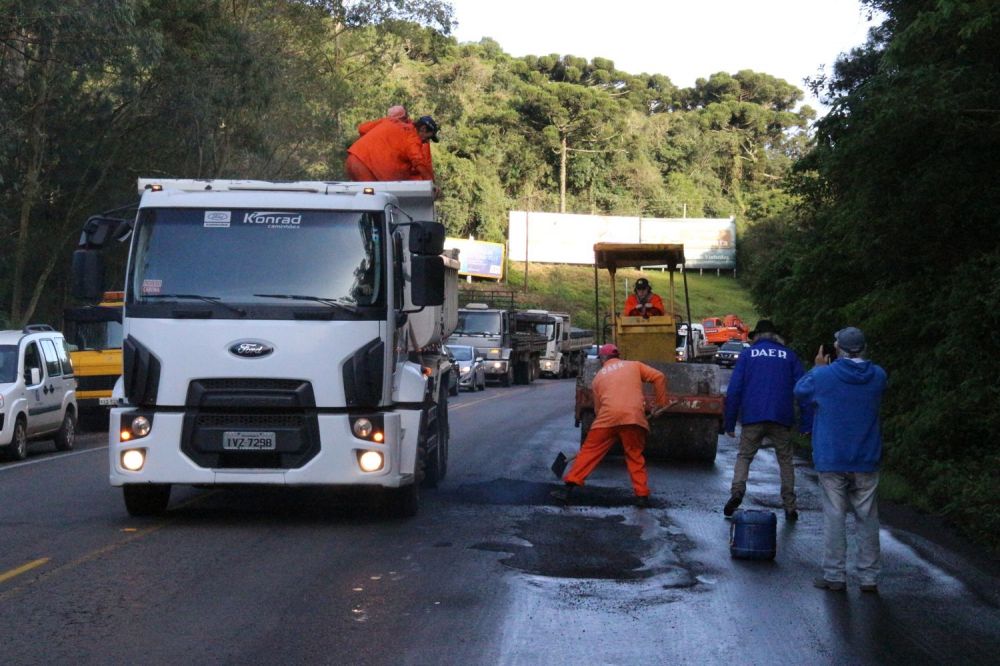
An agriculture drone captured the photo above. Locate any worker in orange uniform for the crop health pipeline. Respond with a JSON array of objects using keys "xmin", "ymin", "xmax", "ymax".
[
  {"xmin": 344, "ymin": 113, "xmax": 439, "ymax": 183},
  {"xmin": 623, "ymin": 277, "xmax": 665, "ymax": 318},
  {"xmin": 552, "ymin": 343, "xmax": 670, "ymax": 508}
]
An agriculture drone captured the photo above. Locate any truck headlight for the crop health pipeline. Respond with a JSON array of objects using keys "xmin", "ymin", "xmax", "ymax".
[
  {"xmin": 358, "ymin": 450, "xmax": 384, "ymax": 472},
  {"xmin": 121, "ymin": 449, "xmax": 146, "ymax": 471},
  {"xmin": 352, "ymin": 417, "xmax": 373, "ymax": 438},
  {"xmin": 350, "ymin": 415, "xmax": 384, "ymax": 443},
  {"xmin": 120, "ymin": 413, "xmax": 153, "ymax": 441}
]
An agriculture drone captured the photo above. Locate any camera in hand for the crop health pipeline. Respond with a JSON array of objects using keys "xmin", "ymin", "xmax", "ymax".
[{"xmin": 821, "ymin": 342, "xmax": 837, "ymax": 362}]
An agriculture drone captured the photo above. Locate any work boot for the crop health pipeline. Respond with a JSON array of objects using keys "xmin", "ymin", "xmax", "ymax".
[
  {"xmin": 550, "ymin": 483, "xmax": 575, "ymax": 506},
  {"xmin": 723, "ymin": 493, "xmax": 743, "ymax": 517},
  {"xmin": 785, "ymin": 508, "xmax": 799, "ymax": 522},
  {"xmin": 813, "ymin": 577, "xmax": 846, "ymax": 592},
  {"xmin": 635, "ymin": 495, "xmax": 651, "ymax": 509}
]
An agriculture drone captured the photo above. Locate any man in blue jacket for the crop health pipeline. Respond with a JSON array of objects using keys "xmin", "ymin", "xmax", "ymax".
[
  {"xmin": 723, "ymin": 320, "xmax": 811, "ymax": 521},
  {"xmin": 795, "ymin": 326, "xmax": 887, "ymax": 593}
]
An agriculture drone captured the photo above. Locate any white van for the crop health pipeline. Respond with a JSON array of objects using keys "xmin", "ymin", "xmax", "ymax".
[{"xmin": 0, "ymin": 326, "xmax": 78, "ymax": 460}]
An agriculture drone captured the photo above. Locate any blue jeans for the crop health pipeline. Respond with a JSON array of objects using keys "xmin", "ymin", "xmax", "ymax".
[{"xmin": 818, "ymin": 471, "xmax": 881, "ymax": 584}]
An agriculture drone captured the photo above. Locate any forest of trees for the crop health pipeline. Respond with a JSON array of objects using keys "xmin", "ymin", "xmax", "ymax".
[{"xmin": 2, "ymin": 0, "xmax": 997, "ymax": 547}]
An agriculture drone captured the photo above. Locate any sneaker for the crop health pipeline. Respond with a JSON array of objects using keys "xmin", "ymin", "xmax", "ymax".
[
  {"xmin": 723, "ymin": 494, "xmax": 743, "ymax": 517},
  {"xmin": 813, "ymin": 577, "xmax": 846, "ymax": 592},
  {"xmin": 785, "ymin": 509, "xmax": 799, "ymax": 521},
  {"xmin": 860, "ymin": 583, "xmax": 879, "ymax": 594},
  {"xmin": 635, "ymin": 495, "xmax": 651, "ymax": 509}
]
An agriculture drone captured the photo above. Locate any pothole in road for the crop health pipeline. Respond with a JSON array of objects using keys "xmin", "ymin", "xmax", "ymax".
[{"xmin": 472, "ymin": 513, "xmax": 696, "ymax": 586}]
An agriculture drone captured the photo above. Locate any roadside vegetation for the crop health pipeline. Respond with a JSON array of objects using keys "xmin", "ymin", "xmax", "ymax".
[{"xmin": 2, "ymin": 1, "xmax": 996, "ymax": 550}]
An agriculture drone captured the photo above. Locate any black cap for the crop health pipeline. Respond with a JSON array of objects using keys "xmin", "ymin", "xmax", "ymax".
[
  {"xmin": 634, "ymin": 278, "xmax": 650, "ymax": 291},
  {"xmin": 415, "ymin": 115, "xmax": 440, "ymax": 142},
  {"xmin": 750, "ymin": 319, "xmax": 778, "ymax": 338}
]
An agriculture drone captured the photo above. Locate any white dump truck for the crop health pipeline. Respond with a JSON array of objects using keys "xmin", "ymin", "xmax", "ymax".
[
  {"xmin": 675, "ymin": 322, "xmax": 720, "ymax": 363},
  {"xmin": 518, "ymin": 310, "xmax": 594, "ymax": 378},
  {"xmin": 72, "ymin": 179, "xmax": 458, "ymax": 518}
]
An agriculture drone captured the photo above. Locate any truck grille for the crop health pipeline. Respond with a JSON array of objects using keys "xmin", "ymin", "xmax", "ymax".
[{"xmin": 181, "ymin": 409, "xmax": 320, "ymax": 470}]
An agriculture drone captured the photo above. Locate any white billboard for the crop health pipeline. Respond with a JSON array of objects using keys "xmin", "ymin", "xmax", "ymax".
[{"xmin": 508, "ymin": 211, "xmax": 736, "ymax": 269}]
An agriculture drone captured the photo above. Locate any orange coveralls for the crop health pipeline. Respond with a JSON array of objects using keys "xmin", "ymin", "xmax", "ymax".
[
  {"xmin": 346, "ymin": 118, "xmax": 434, "ymax": 181},
  {"xmin": 565, "ymin": 359, "xmax": 668, "ymax": 497},
  {"xmin": 623, "ymin": 292, "xmax": 665, "ymax": 317}
]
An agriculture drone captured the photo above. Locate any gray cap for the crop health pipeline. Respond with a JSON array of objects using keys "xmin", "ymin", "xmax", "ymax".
[{"xmin": 835, "ymin": 327, "xmax": 866, "ymax": 353}]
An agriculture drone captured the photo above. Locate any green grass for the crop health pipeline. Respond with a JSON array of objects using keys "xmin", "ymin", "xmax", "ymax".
[{"xmin": 463, "ymin": 262, "xmax": 760, "ymax": 334}]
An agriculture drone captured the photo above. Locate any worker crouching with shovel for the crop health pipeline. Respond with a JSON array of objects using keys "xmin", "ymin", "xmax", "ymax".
[{"xmin": 551, "ymin": 344, "xmax": 672, "ymax": 508}]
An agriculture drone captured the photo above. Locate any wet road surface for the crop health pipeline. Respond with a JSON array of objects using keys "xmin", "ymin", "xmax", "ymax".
[{"xmin": 1, "ymin": 379, "xmax": 998, "ymax": 664}]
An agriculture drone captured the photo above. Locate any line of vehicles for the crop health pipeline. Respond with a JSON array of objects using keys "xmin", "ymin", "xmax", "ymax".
[{"xmin": 2, "ymin": 175, "xmax": 750, "ymax": 517}]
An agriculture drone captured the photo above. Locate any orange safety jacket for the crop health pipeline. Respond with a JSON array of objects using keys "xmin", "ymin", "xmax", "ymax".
[
  {"xmin": 590, "ymin": 359, "xmax": 667, "ymax": 431},
  {"xmin": 352, "ymin": 118, "xmax": 434, "ymax": 181},
  {"xmin": 623, "ymin": 292, "xmax": 665, "ymax": 317}
]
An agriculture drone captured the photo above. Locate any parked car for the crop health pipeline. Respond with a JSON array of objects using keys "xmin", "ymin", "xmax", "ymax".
[
  {"xmin": 446, "ymin": 344, "xmax": 486, "ymax": 392},
  {"xmin": 0, "ymin": 325, "xmax": 78, "ymax": 460},
  {"xmin": 714, "ymin": 339, "xmax": 747, "ymax": 368}
]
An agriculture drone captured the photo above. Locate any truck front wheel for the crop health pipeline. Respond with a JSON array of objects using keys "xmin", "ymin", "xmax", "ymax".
[{"xmin": 123, "ymin": 484, "xmax": 171, "ymax": 517}]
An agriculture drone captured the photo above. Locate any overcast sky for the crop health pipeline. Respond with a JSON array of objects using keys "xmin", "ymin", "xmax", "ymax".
[{"xmin": 447, "ymin": 0, "xmax": 882, "ymax": 111}]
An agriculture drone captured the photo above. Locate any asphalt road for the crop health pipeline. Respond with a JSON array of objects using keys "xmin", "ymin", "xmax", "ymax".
[{"xmin": 1, "ymin": 379, "xmax": 998, "ymax": 665}]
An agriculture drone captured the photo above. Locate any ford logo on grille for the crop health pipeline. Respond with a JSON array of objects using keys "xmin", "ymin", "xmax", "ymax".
[{"xmin": 229, "ymin": 341, "xmax": 273, "ymax": 358}]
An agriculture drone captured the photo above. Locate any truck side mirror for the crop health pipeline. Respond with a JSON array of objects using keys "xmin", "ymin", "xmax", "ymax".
[
  {"xmin": 29, "ymin": 367, "xmax": 41, "ymax": 386},
  {"xmin": 409, "ymin": 221, "xmax": 445, "ymax": 255},
  {"xmin": 79, "ymin": 215, "xmax": 132, "ymax": 249},
  {"xmin": 410, "ymin": 255, "xmax": 444, "ymax": 306},
  {"xmin": 72, "ymin": 249, "xmax": 105, "ymax": 301}
]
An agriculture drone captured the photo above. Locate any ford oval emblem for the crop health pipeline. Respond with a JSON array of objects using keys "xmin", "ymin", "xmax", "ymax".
[{"xmin": 229, "ymin": 341, "xmax": 273, "ymax": 358}]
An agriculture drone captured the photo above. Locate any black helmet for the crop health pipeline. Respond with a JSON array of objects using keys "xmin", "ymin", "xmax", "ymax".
[
  {"xmin": 415, "ymin": 115, "xmax": 440, "ymax": 142},
  {"xmin": 635, "ymin": 277, "xmax": 651, "ymax": 291}
]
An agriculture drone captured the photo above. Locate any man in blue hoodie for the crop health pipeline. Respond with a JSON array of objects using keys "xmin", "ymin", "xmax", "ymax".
[
  {"xmin": 794, "ymin": 326, "xmax": 887, "ymax": 593},
  {"xmin": 723, "ymin": 320, "xmax": 811, "ymax": 521}
]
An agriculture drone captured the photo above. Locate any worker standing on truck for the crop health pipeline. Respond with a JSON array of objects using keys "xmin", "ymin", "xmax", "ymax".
[
  {"xmin": 552, "ymin": 343, "xmax": 669, "ymax": 508},
  {"xmin": 623, "ymin": 277, "xmax": 665, "ymax": 318},
  {"xmin": 723, "ymin": 319, "xmax": 811, "ymax": 521},
  {"xmin": 345, "ymin": 114, "xmax": 439, "ymax": 183}
]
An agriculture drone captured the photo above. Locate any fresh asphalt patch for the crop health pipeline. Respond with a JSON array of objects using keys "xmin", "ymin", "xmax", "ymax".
[{"xmin": 457, "ymin": 479, "xmax": 698, "ymax": 586}]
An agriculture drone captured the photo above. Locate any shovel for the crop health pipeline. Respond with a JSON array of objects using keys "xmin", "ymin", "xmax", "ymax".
[{"xmin": 550, "ymin": 451, "xmax": 577, "ymax": 479}]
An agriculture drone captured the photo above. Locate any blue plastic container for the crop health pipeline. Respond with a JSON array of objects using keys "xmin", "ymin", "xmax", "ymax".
[{"xmin": 730, "ymin": 509, "xmax": 777, "ymax": 560}]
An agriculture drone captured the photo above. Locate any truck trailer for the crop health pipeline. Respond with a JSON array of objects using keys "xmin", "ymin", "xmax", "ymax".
[{"xmin": 72, "ymin": 179, "xmax": 457, "ymax": 518}]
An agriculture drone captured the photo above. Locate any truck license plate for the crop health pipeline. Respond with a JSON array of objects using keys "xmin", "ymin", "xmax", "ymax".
[
  {"xmin": 98, "ymin": 397, "xmax": 116, "ymax": 406},
  {"xmin": 222, "ymin": 431, "xmax": 276, "ymax": 451}
]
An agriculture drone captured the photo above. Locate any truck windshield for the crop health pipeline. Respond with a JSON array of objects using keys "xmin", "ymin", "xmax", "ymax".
[
  {"xmin": 518, "ymin": 321, "xmax": 554, "ymax": 339},
  {"xmin": 0, "ymin": 345, "xmax": 16, "ymax": 383},
  {"xmin": 455, "ymin": 311, "xmax": 501, "ymax": 335},
  {"xmin": 127, "ymin": 208, "xmax": 384, "ymax": 319},
  {"xmin": 65, "ymin": 320, "xmax": 124, "ymax": 351}
]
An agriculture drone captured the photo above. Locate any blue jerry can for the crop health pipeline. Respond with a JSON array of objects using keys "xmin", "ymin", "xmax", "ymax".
[{"xmin": 730, "ymin": 509, "xmax": 777, "ymax": 560}]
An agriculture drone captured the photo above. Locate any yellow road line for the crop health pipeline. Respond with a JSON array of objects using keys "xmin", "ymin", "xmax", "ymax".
[
  {"xmin": 0, "ymin": 558, "xmax": 50, "ymax": 584},
  {"xmin": 0, "ymin": 490, "xmax": 217, "ymax": 602}
]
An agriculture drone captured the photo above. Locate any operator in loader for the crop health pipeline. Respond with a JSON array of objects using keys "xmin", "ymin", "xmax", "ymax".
[
  {"xmin": 623, "ymin": 277, "xmax": 665, "ymax": 318},
  {"xmin": 552, "ymin": 343, "xmax": 671, "ymax": 508}
]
